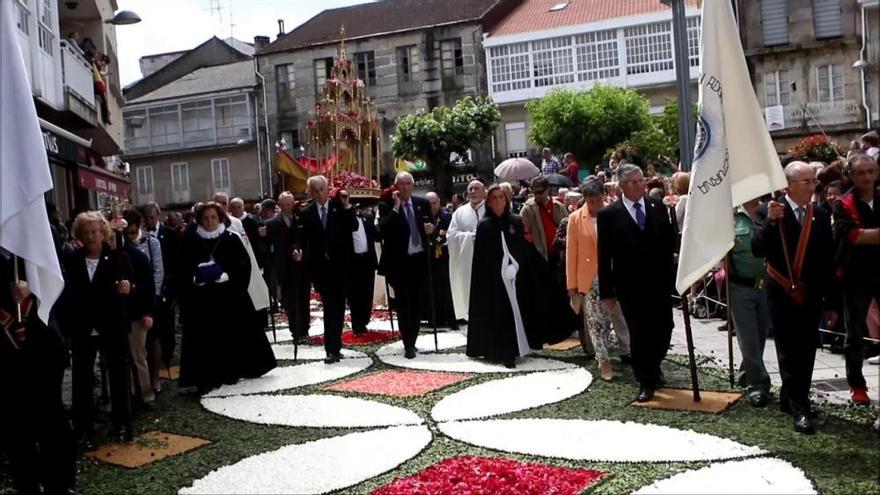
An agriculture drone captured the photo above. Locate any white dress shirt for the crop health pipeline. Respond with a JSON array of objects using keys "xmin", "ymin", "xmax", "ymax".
[
  {"xmin": 352, "ymin": 217, "xmax": 368, "ymax": 254},
  {"xmin": 621, "ymin": 195, "xmax": 647, "ymax": 226}
]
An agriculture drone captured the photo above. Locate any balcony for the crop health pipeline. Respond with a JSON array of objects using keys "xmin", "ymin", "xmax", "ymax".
[
  {"xmin": 770, "ymin": 100, "xmax": 864, "ymax": 132},
  {"xmin": 60, "ymin": 40, "xmax": 98, "ymax": 125}
]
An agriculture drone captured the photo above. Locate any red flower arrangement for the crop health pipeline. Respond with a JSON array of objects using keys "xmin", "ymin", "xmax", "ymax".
[
  {"xmin": 310, "ymin": 330, "xmax": 400, "ymax": 346},
  {"xmin": 371, "ymin": 456, "xmax": 605, "ymax": 495},
  {"xmin": 788, "ymin": 134, "xmax": 843, "ymax": 164},
  {"xmin": 325, "ymin": 370, "xmax": 471, "ymax": 397},
  {"xmin": 331, "ymin": 170, "xmax": 378, "ymax": 190}
]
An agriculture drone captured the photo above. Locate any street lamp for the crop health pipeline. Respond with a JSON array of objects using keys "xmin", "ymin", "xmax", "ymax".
[{"xmin": 106, "ymin": 10, "xmax": 141, "ymax": 25}]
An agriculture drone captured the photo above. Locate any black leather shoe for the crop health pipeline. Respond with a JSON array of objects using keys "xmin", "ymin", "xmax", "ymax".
[
  {"xmin": 294, "ymin": 336, "xmax": 311, "ymax": 345},
  {"xmin": 323, "ymin": 354, "xmax": 341, "ymax": 364},
  {"xmin": 619, "ymin": 354, "xmax": 632, "ymax": 364},
  {"xmin": 404, "ymin": 347, "xmax": 416, "ymax": 359},
  {"xmin": 748, "ymin": 392, "xmax": 769, "ymax": 408},
  {"xmin": 794, "ymin": 414, "xmax": 815, "ymax": 434},
  {"xmin": 636, "ymin": 387, "xmax": 654, "ymax": 403},
  {"xmin": 503, "ymin": 358, "xmax": 516, "ymax": 369}
]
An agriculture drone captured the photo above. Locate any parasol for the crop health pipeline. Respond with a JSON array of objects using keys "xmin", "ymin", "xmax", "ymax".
[{"xmin": 494, "ymin": 157, "xmax": 539, "ymax": 182}]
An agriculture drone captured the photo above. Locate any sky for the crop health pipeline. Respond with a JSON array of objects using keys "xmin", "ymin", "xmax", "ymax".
[{"xmin": 116, "ymin": 0, "xmax": 375, "ymax": 86}]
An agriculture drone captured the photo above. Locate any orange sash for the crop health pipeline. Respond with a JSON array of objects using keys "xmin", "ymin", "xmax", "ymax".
[{"xmin": 766, "ymin": 204, "xmax": 813, "ymax": 304}]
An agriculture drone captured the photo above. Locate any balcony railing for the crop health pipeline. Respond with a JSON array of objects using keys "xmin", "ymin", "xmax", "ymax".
[
  {"xmin": 60, "ymin": 40, "xmax": 96, "ymax": 108},
  {"xmin": 773, "ymin": 100, "xmax": 863, "ymax": 131}
]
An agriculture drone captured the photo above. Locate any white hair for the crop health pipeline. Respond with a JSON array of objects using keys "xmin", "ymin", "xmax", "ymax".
[
  {"xmin": 230, "ymin": 197, "xmax": 244, "ymax": 207},
  {"xmin": 395, "ymin": 171, "xmax": 414, "ymax": 184},
  {"xmin": 278, "ymin": 191, "xmax": 295, "ymax": 202},
  {"xmin": 213, "ymin": 191, "xmax": 229, "ymax": 202},
  {"xmin": 784, "ymin": 161, "xmax": 813, "ymax": 181},
  {"xmin": 425, "ymin": 192, "xmax": 439, "ymax": 201},
  {"xmin": 617, "ymin": 164, "xmax": 643, "ymax": 182},
  {"xmin": 307, "ymin": 175, "xmax": 328, "ymax": 189}
]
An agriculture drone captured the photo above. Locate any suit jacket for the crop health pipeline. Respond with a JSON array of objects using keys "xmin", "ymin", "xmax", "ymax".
[
  {"xmin": 300, "ymin": 201, "xmax": 357, "ymax": 283},
  {"xmin": 752, "ymin": 197, "xmax": 835, "ymax": 308},
  {"xmin": 124, "ymin": 243, "xmax": 156, "ymax": 321},
  {"xmin": 354, "ymin": 211, "xmax": 378, "ymax": 269},
  {"xmin": 377, "ymin": 196, "xmax": 431, "ymax": 278},
  {"xmin": 242, "ymin": 214, "xmax": 266, "ymax": 269},
  {"xmin": 146, "ymin": 224, "xmax": 179, "ymax": 294},
  {"xmin": 265, "ymin": 213, "xmax": 305, "ymax": 286},
  {"xmin": 597, "ymin": 196, "xmax": 676, "ymax": 301},
  {"xmin": 566, "ymin": 206, "xmax": 599, "ymax": 294},
  {"xmin": 58, "ymin": 245, "xmax": 133, "ymax": 339}
]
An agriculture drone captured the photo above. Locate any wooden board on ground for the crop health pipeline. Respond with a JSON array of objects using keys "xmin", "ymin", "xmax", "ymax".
[
  {"xmin": 631, "ymin": 388, "xmax": 741, "ymax": 414},
  {"xmin": 85, "ymin": 431, "xmax": 210, "ymax": 469},
  {"xmin": 160, "ymin": 365, "xmax": 180, "ymax": 380},
  {"xmin": 544, "ymin": 339, "xmax": 582, "ymax": 351}
]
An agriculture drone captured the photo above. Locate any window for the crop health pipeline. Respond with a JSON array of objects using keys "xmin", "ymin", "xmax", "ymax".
[
  {"xmin": 149, "ymin": 105, "xmax": 181, "ymax": 148},
  {"xmin": 761, "ymin": 0, "xmax": 789, "ymax": 47},
  {"xmin": 763, "ymin": 70, "xmax": 791, "ymax": 106},
  {"xmin": 313, "ymin": 58, "xmax": 332, "ymax": 95},
  {"xmin": 214, "ymin": 95, "xmax": 250, "ymax": 142},
  {"xmin": 170, "ymin": 163, "xmax": 189, "ymax": 192},
  {"xmin": 531, "ymin": 36, "xmax": 574, "ymax": 87},
  {"xmin": 135, "ymin": 166, "xmax": 154, "ymax": 196},
  {"xmin": 275, "ymin": 64, "xmax": 295, "ymax": 103},
  {"xmin": 211, "ymin": 158, "xmax": 231, "ymax": 191},
  {"xmin": 279, "ymin": 130, "xmax": 300, "ymax": 150},
  {"xmin": 354, "ymin": 51, "xmax": 376, "ymax": 86},
  {"xmin": 440, "ymin": 39, "xmax": 464, "ymax": 77},
  {"xmin": 181, "ymin": 100, "xmax": 214, "ymax": 145},
  {"xmin": 488, "ymin": 43, "xmax": 531, "ymax": 93},
  {"xmin": 686, "ymin": 16, "xmax": 701, "ymax": 68},
  {"xmin": 505, "ymin": 122, "xmax": 528, "ymax": 154},
  {"xmin": 813, "ymin": 0, "xmax": 842, "ymax": 39},
  {"xmin": 624, "ymin": 22, "xmax": 673, "ymax": 75},
  {"xmin": 123, "ymin": 109, "xmax": 149, "ymax": 150},
  {"xmin": 817, "ymin": 64, "xmax": 843, "ymax": 102},
  {"xmin": 397, "ymin": 45, "xmax": 420, "ymax": 83},
  {"xmin": 575, "ymin": 30, "xmax": 619, "ymax": 82},
  {"xmin": 37, "ymin": 0, "xmax": 53, "ymax": 55},
  {"xmin": 15, "ymin": 0, "xmax": 29, "ymax": 34}
]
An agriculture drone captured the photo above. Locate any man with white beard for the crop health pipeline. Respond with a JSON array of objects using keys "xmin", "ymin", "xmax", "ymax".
[{"xmin": 447, "ymin": 180, "xmax": 486, "ymax": 322}]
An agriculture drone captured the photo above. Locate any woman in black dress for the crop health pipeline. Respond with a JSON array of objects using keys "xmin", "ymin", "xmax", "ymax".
[{"xmin": 178, "ymin": 202, "xmax": 275, "ymax": 393}]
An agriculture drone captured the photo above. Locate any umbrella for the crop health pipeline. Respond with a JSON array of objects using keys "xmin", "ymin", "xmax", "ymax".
[
  {"xmin": 494, "ymin": 157, "xmax": 539, "ymax": 182},
  {"xmin": 544, "ymin": 173, "xmax": 575, "ymax": 188}
]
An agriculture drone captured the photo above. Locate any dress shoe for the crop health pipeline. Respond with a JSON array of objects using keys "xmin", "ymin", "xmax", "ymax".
[
  {"xmin": 323, "ymin": 353, "xmax": 342, "ymax": 364},
  {"xmin": 404, "ymin": 347, "xmax": 417, "ymax": 359},
  {"xmin": 851, "ymin": 387, "xmax": 871, "ymax": 406},
  {"xmin": 636, "ymin": 387, "xmax": 654, "ymax": 403},
  {"xmin": 747, "ymin": 391, "xmax": 768, "ymax": 408},
  {"xmin": 294, "ymin": 335, "xmax": 311, "ymax": 345},
  {"xmin": 793, "ymin": 414, "xmax": 815, "ymax": 434},
  {"xmin": 619, "ymin": 354, "xmax": 632, "ymax": 364},
  {"xmin": 503, "ymin": 357, "xmax": 516, "ymax": 369},
  {"xmin": 867, "ymin": 355, "xmax": 880, "ymax": 365}
]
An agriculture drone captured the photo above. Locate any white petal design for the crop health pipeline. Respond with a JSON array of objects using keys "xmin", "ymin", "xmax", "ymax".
[
  {"xmin": 263, "ymin": 319, "xmax": 324, "ymax": 342},
  {"xmin": 271, "ymin": 345, "xmax": 367, "ymax": 361},
  {"xmin": 179, "ymin": 425, "xmax": 431, "ymax": 495},
  {"xmin": 309, "ymin": 319, "xmax": 325, "ymax": 336},
  {"xmin": 375, "ymin": 332, "xmax": 467, "ymax": 356},
  {"xmin": 204, "ymin": 358, "xmax": 373, "ymax": 397},
  {"xmin": 633, "ymin": 458, "xmax": 816, "ymax": 494},
  {"xmin": 432, "ymin": 368, "xmax": 592, "ymax": 422},
  {"xmin": 438, "ymin": 419, "xmax": 765, "ymax": 462},
  {"xmin": 200, "ymin": 394, "xmax": 423, "ymax": 428},
  {"xmin": 265, "ymin": 331, "xmax": 291, "ymax": 344},
  {"xmin": 380, "ymin": 352, "xmax": 575, "ymax": 373},
  {"xmin": 366, "ymin": 319, "xmax": 395, "ymax": 332}
]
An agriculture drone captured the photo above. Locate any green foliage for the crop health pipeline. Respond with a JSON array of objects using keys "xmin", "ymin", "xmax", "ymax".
[
  {"xmin": 526, "ymin": 85, "xmax": 652, "ymax": 164},
  {"xmin": 607, "ymin": 98, "xmax": 698, "ymax": 166}
]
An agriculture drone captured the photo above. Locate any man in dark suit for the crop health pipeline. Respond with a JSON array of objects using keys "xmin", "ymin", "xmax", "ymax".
[
  {"xmin": 301, "ymin": 176, "xmax": 357, "ymax": 363},
  {"xmin": 142, "ymin": 202, "xmax": 180, "ymax": 371},
  {"xmin": 378, "ymin": 172, "xmax": 435, "ymax": 358},
  {"xmin": 266, "ymin": 193, "xmax": 309, "ymax": 343},
  {"xmin": 598, "ymin": 164, "xmax": 676, "ymax": 403},
  {"xmin": 753, "ymin": 161, "xmax": 838, "ymax": 434},
  {"xmin": 347, "ymin": 205, "xmax": 378, "ymax": 335}
]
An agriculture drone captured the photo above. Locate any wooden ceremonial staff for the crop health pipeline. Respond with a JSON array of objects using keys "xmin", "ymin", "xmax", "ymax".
[
  {"xmin": 5, "ymin": 257, "xmax": 23, "ymax": 350},
  {"xmin": 724, "ymin": 256, "xmax": 735, "ymax": 388},
  {"xmin": 680, "ymin": 289, "xmax": 702, "ymax": 402},
  {"xmin": 424, "ymin": 226, "xmax": 439, "ymax": 353},
  {"xmin": 112, "ymin": 207, "xmax": 134, "ymax": 441}
]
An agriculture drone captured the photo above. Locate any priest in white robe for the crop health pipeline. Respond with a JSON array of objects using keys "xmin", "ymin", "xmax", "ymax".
[{"xmin": 447, "ymin": 180, "xmax": 486, "ymax": 320}]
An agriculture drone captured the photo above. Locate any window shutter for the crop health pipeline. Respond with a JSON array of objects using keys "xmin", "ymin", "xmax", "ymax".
[
  {"xmin": 813, "ymin": 0, "xmax": 842, "ymax": 39},
  {"xmin": 761, "ymin": 0, "xmax": 789, "ymax": 47}
]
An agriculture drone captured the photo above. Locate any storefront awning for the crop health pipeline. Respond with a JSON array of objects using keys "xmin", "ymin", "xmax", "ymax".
[{"xmin": 77, "ymin": 166, "xmax": 130, "ymax": 198}]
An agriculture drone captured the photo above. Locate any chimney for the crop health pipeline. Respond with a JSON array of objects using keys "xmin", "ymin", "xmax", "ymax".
[
  {"xmin": 254, "ymin": 35, "xmax": 270, "ymax": 52},
  {"xmin": 277, "ymin": 19, "xmax": 285, "ymax": 38}
]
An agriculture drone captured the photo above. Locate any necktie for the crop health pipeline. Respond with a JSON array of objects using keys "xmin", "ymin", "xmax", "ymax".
[
  {"xmin": 320, "ymin": 204, "xmax": 327, "ymax": 229},
  {"xmin": 795, "ymin": 206, "xmax": 805, "ymax": 225},
  {"xmin": 405, "ymin": 202, "xmax": 421, "ymax": 248},
  {"xmin": 634, "ymin": 202, "xmax": 646, "ymax": 230}
]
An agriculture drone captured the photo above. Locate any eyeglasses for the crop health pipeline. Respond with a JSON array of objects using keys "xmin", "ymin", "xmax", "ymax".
[{"xmin": 789, "ymin": 178, "xmax": 819, "ymax": 186}]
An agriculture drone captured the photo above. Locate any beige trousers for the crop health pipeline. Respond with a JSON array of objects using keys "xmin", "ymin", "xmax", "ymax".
[{"xmin": 129, "ymin": 320, "xmax": 155, "ymax": 403}]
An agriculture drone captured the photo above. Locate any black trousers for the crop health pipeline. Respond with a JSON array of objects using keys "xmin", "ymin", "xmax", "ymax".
[
  {"xmin": 347, "ymin": 253, "xmax": 375, "ymax": 333},
  {"xmin": 0, "ymin": 349, "xmax": 76, "ymax": 494},
  {"xmin": 843, "ymin": 280, "xmax": 880, "ymax": 389},
  {"xmin": 768, "ymin": 285, "xmax": 821, "ymax": 416},
  {"xmin": 281, "ymin": 273, "xmax": 311, "ymax": 338},
  {"xmin": 154, "ymin": 297, "xmax": 176, "ymax": 368},
  {"xmin": 70, "ymin": 330, "xmax": 131, "ymax": 433},
  {"xmin": 389, "ymin": 254, "xmax": 428, "ymax": 350},
  {"xmin": 618, "ymin": 296, "xmax": 673, "ymax": 389},
  {"xmin": 315, "ymin": 274, "xmax": 347, "ymax": 356}
]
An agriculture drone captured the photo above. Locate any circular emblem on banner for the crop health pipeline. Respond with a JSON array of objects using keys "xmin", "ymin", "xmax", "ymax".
[{"xmin": 694, "ymin": 116, "xmax": 711, "ymax": 161}]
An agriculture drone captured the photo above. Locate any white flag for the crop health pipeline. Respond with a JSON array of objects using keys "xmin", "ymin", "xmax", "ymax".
[
  {"xmin": 0, "ymin": 0, "xmax": 65, "ymax": 323},
  {"xmin": 675, "ymin": 0, "xmax": 787, "ymax": 295}
]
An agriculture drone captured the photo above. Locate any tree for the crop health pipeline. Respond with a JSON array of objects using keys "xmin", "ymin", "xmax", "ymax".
[
  {"xmin": 391, "ymin": 96, "xmax": 500, "ymax": 198},
  {"xmin": 607, "ymin": 98, "xmax": 698, "ymax": 168},
  {"xmin": 525, "ymin": 85, "xmax": 651, "ymax": 166}
]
